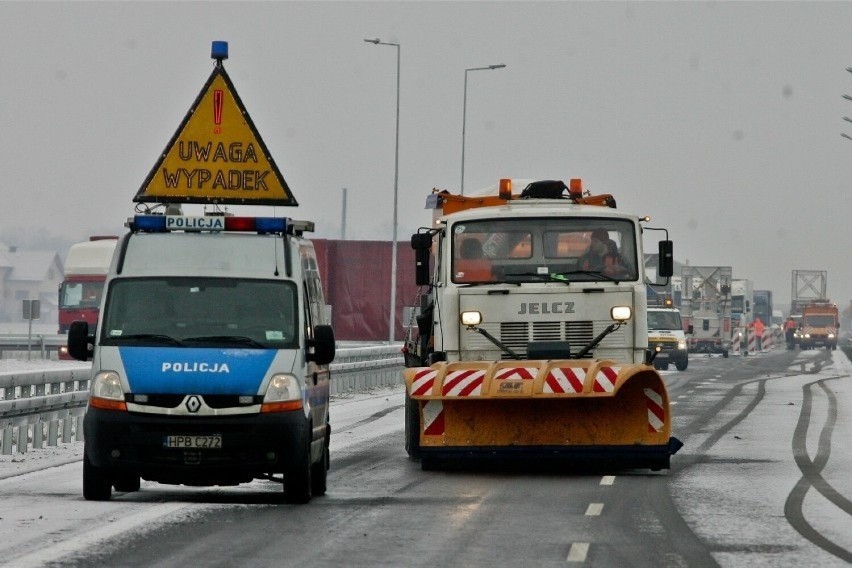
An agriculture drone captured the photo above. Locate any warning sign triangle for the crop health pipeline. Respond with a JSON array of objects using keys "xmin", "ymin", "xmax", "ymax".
[{"xmin": 135, "ymin": 64, "xmax": 297, "ymax": 206}]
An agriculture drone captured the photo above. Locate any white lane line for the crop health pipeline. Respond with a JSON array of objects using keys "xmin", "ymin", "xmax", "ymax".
[
  {"xmin": 566, "ymin": 542, "xmax": 589, "ymax": 563},
  {"xmin": 585, "ymin": 503, "xmax": 604, "ymax": 516},
  {"xmin": 599, "ymin": 475, "xmax": 615, "ymax": 486}
]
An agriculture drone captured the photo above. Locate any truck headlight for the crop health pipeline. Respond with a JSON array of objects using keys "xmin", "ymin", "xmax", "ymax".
[
  {"xmin": 804, "ymin": 333, "xmax": 811, "ymax": 338},
  {"xmin": 829, "ymin": 333, "xmax": 835, "ymax": 339},
  {"xmin": 460, "ymin": 311, "xmax": 482, "ymax": 327},
  {"xmin": 89, "ymin": 371, "xmax": 127, "ymax": 411},
  {"xmin": 611, "ymin": 306, "xmax": 632, "ymax": 322},
  {"xmin": 261, "ymin": 373, "xmax": 303, "ymax": 413}
]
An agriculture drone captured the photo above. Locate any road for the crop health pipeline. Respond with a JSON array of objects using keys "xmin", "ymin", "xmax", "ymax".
[{"xmin": 1, "ymin": 347, "xmax": 850, "ymax": 567}]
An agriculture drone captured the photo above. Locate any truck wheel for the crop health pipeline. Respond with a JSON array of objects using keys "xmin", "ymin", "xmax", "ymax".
[
  {"xmin": 113, "ymin": 472, "xmax": 141, "ymax": 493},
  {"xmin": 404, "ymin": 391, "xmax": 421, "ymax": 460},
  {"xmin": 675, "ymin": 360, "xmax": 688, "ymax": 371},
  {"xmin": 284, "ymin": 435, "xmax": 312, "ymax": 504},
  {"xmin": 83, "ymin": 449, "xmax": 112, "ymax": 501},
  {"xmin": 310, "ymin": 424, "xmax": 330, "ymax": 497}
]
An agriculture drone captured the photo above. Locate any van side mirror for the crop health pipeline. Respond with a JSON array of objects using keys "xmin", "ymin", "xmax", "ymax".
[
  {"xmin": 411, "ymin": 233, "xmax": 433, "ymax": 286},
  {"xmin": 307, "ymin": 325, "xmax": 335, "ymax": 365},
  {"xmin": 658, "ymin": 240, "xmax": 673, "ymax": 277},
  {"xmin": 67, "ymin": 320, "xmax": 94, "ymax": 361},
  {"xmin": 687, "ymin": 324, "xmax": 694, "ymax": 335}
]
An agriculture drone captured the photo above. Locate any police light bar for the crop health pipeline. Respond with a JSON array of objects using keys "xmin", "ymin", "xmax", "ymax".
[{"xmin": 130, "ymin": 215, "xmax": 289, "ymax": 234}]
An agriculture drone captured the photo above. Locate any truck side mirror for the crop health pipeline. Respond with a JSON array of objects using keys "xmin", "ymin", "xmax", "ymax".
[
  {"xmin": 67, "ymin": 320, "xmax": 93, "ymax": 361},
  {"xmin": 658, "ymin": 240, "xmax": 673, "ymax": 277},
  {"xmin": 307, "ymin": 324, "xmax": 335, "ymax": 365},
  {"xmin": 411, "ymin": 233, "xmax": 433, "ymax": 286}
]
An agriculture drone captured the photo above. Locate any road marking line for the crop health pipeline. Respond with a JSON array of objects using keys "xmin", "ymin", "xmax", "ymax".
[
  {"xmin": 585, "ymin": 503, "xmax": 604, "ymax": 516},
  {"xmin": 599, "ymin": 475, "xmax": 615, "ymax": 485},
  {"xmin": 567, "ymin": 542, "xmax": 589, "ymax": 563}
]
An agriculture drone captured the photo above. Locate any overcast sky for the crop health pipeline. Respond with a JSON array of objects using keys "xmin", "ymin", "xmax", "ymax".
[{"xmin": 1, "ymin": 1, "xmax": 850, "ymax": 308}]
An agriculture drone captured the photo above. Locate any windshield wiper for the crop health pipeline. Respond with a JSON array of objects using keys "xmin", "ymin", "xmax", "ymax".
[
  {"xmin": 550, "ymin": 270, "xmax": 621, "ymax": 283},
  {"xmin": 118, "ymin": 334, "xmax": 182, "ymax": 346},
  {"xmin": 503, "ymin": 272, "xmax": 571, "ymax": 285},
  {"xmin": 182, "ymin": 335, "xmax": 267, "ymax": 348}
]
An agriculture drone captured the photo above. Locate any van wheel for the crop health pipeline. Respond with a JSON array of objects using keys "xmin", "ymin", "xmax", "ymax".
[
  {"xmin": 405, "ymin": 391, "xmax": 421, "ymax": 460},
  {"xmin": 113, "ymin": 472, "xmax": 141, "ymax": 493},
  {"xmin": 310, "ymin": 424, "xmax": 329, "ymax": 497},
  {"xmin": 675, "ymin": 360, "xmax": 688, "ymax": 371},
  {"xmin": 284, "ymin": 435, "xmax": 312, "ymax": 504},
  {"xmin": 83, "ymin": 449, "xmax": 112, "ymax": 501}
]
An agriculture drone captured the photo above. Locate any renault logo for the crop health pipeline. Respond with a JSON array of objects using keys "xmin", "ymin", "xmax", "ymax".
[{"xmin": 185, "ymin": 396, "xmax": 202, "ymax": 413}]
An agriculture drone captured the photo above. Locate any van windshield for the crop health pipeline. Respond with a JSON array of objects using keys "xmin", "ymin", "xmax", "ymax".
[
  {"xmin": 101, "ymin": 277, "xmax": 298, "ymax": 349},
  {"xmin": 648, "ymin": 311, "xmax": 682, "ymax": 330}
]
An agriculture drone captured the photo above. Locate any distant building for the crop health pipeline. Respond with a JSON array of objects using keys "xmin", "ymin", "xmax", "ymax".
[{"xmin": 0, "ymin": 242, "xmax": 64, "ymax": 326}]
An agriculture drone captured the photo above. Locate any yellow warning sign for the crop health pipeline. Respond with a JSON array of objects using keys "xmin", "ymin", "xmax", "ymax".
[{"xmin": 135, "ymin": 64, "xmax": 297, "ymax": 206}]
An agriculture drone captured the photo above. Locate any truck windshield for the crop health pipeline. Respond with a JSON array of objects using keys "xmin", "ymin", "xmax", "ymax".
[
  {"xmin": 101, "ymin": 277, "xmax": 298, "ymax": 348},
  {"xmin": 451, "ymin": 217, "xmax": 638, "ymax": 284},
  {"xmin": 60, "ymin": 281, "xmax": 105, "ymax": 309},
  {"xmin": 804, "ymin": 315, "xmax": 835, "ymax": 327},
  {"xmin": 648, "ymin": 311, "xmax": 682, "ymax": 330}
]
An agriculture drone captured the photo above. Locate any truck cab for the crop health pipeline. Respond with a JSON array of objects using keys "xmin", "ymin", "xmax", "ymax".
[{"xmin": 412, "ymin": 180, "xmax": 660, "ymax": 365}]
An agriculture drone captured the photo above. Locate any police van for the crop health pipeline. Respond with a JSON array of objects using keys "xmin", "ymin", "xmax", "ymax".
[{"xmin": 67, "ymin": 213, "xmax": 335, "ymax": 503}]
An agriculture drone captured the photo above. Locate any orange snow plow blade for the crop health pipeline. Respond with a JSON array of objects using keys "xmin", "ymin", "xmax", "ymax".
[{"xmin": 404, "ymin": 360, "xmax": 682, "ymax": 471}]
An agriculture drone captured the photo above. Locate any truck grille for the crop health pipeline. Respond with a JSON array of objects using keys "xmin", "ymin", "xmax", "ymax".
[{"xmin": 479, "ymin": 320, "xmax": 597, "ymax": 358}]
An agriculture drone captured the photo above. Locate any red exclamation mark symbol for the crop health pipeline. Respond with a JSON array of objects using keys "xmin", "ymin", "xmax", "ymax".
[{"xmin": 213, "ymin": 89, "xmax": 223, "ymax": 134}]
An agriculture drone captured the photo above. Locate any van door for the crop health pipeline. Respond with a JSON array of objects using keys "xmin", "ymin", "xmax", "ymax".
[{"xmin": 301, "ymin": 246, "xmax": 330, "ymax": 446}]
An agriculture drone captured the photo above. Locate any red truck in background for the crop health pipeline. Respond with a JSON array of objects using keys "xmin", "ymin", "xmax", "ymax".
[{"xmin": 57, "ymin": 237, "xmax": 118, "ymax": 357}]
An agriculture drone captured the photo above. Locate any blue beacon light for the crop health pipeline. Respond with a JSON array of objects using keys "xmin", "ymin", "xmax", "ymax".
[{"xmin": 211, "ymin": 41, "xmax": 229, "ymax": 62}]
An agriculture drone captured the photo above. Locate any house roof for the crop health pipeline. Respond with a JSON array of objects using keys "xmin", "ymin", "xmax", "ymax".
[{"xmin": 3, "ymin": 250, "xmax": 62, "ymax": 281}]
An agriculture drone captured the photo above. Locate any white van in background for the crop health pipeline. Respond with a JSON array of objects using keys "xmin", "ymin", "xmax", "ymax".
[{"xmin": 647, "ymin": 306, "xmax": 690, "ymax": 371}]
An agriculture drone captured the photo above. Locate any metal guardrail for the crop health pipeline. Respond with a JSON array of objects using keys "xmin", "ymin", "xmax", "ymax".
[
  {"xmin": 0, "ymin": 334, "xmax": 66, "ymax": 359},
  {"xmin": 0, "ymin": 344, "xmax": 404, "ymax": 455}
]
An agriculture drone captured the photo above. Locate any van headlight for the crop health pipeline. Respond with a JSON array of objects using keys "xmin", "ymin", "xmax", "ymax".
[
  {"xmin": 677, "ymin": 339, "xmax": 687, "ymax": 350},
  {"xmin": 89, "ymin": 371, "xmax": 127, "ymax": 411},
  {"xmin": 261, "ymin": 373, "xmax": 303, "ymax": 413}
]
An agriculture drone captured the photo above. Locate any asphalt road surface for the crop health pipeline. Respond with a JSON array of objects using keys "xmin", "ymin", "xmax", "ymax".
[{"xmin": 1, "ymin": 347, "xmax": 850, "ymax": 567}]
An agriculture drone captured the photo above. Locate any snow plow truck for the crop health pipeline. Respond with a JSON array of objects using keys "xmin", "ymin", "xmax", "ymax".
[{"xmin": 402, "ymin": 179, "xmax": 683, "ymax": 471}]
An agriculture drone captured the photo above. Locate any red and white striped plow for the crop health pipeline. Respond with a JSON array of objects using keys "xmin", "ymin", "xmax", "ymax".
[
  {"xmin": 442, "ymin": 368, "xmax": 485, "ymax": 397},
  {"xmin": 593, "ymin": 365, "xmax": 622, "ymax": 393},
  {"xmin": 645, "ymin": 387, "xmax": 665, "ymax": 433},
  {"xmin": 543, "ymin": 366, "xmax": 587, "ymax": 394}
]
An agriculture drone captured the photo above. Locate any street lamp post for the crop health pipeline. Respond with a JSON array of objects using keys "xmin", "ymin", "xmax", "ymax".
[
  {"xmin": 364, "ymin": 38, "xmax": 401, "ymax": 343},
  {"xmin": 461, "ymin": 64, "xmax": 506, "ymax": 195}
]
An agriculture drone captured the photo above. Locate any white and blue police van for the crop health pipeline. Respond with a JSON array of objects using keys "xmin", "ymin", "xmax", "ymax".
[{"xmin": 68, "ymin": 213, "xmax": 335, "ymax": 503}]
